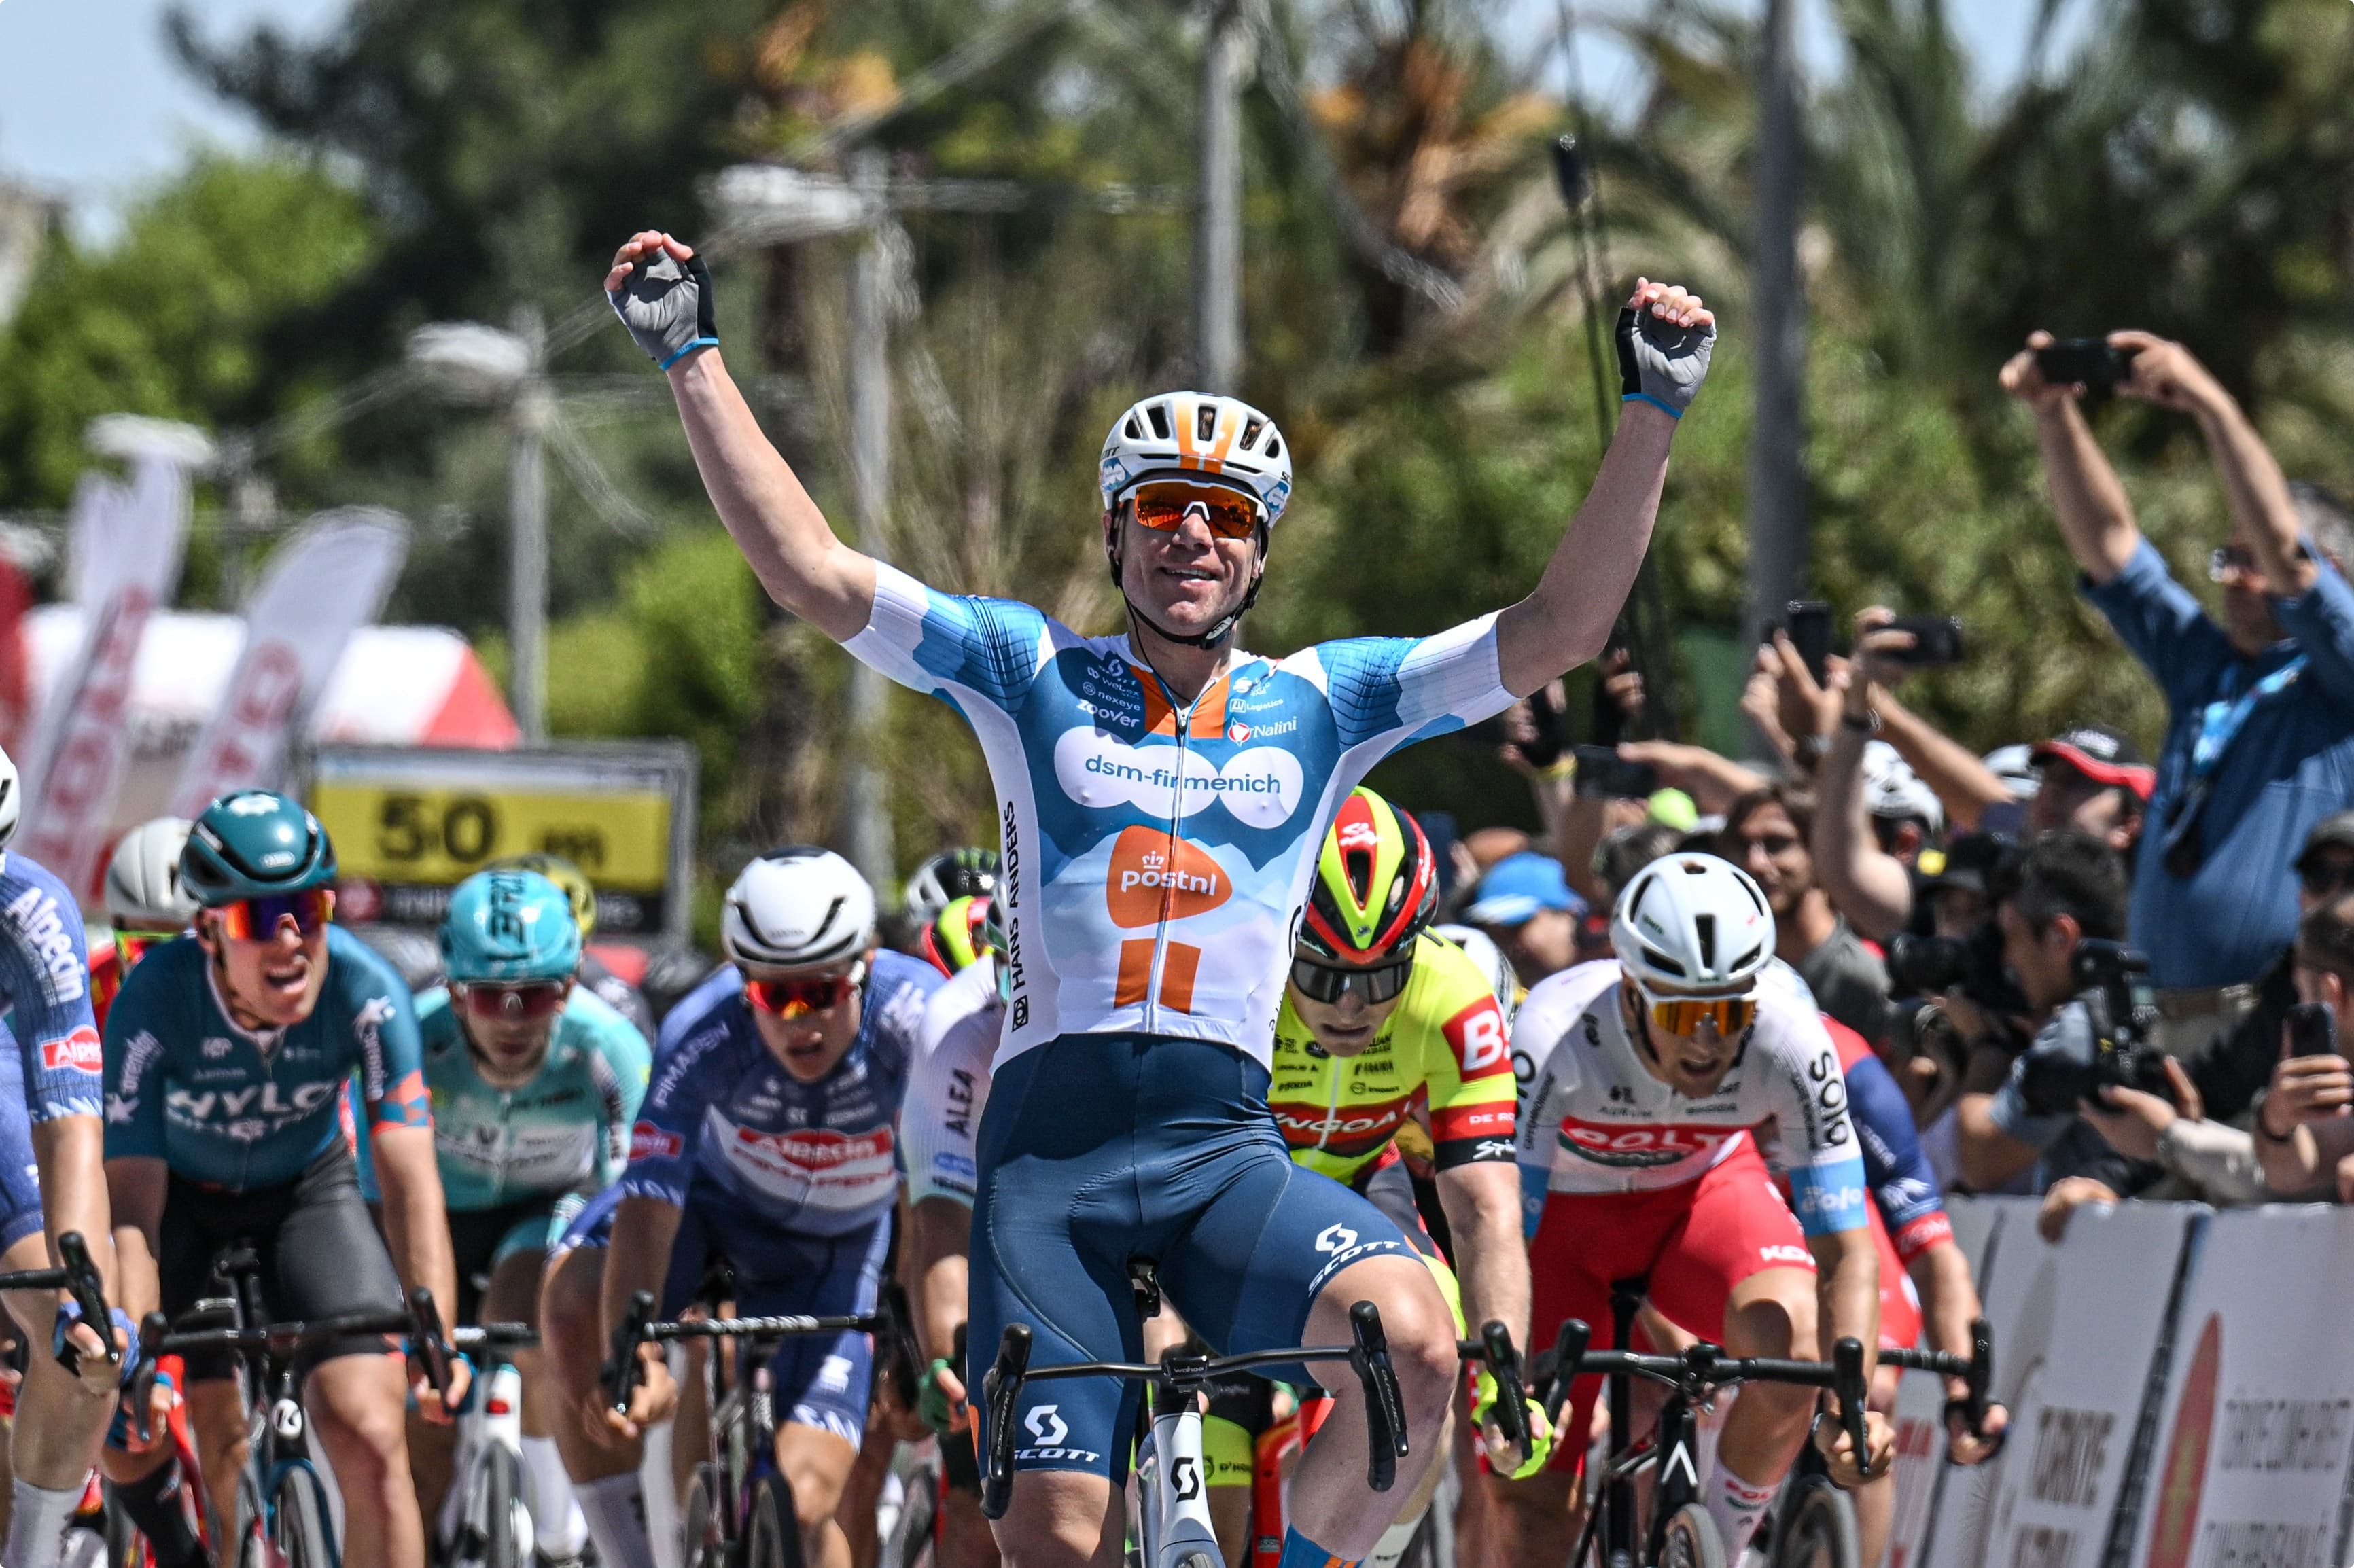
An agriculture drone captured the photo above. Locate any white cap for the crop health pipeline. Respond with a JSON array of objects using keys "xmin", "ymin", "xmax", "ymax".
[{"xmin": 1862, "ymin": 741, "xmax": 1943, "ymax": 833}]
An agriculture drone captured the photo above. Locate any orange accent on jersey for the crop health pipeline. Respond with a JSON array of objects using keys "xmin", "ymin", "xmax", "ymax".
[
  {"xmin": 1159, "ymin": 942, "xmax": 1202, "ymax": 1013},
  {"xmin": 1135, "ymin": 670, "xmax": 1232, "ymax": 738},
  {"xmin": 1106, "ymin": 827, "xmax": 1231, "ymax": 929},
  {"xmin": 1114, "ymin": 941, "xmax": 1154, "ymax": 1007}
]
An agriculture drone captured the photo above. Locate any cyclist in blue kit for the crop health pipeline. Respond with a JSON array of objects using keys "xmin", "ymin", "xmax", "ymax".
[
  {"xmin": 99, "ymin": 791, "xmax": 463, "ymax": 1568},
  {"xmin": 538, "ymin": 849, "xmax": 938, "ymax": 1568},
  {"xmin": 610, "ymin": 228, "xmax": 1716, "ymax": 1568}
]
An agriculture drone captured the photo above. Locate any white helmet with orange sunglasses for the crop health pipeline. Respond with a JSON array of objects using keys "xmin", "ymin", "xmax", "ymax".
[
  {"xmin": 1609, "ymin": 852, "xmax": 1774, "ymax": 1038},
  {"xmin": 1097, "ymin": 391, "xmax": 1293, "ymax": 648}
]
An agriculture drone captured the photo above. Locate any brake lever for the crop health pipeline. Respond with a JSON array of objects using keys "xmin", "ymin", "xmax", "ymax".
[
  {"xmin": 129, "ymin": 1313, "xmax": 168, "ymax": 1446},
  {"xmin": 58, "ymin": 1232, "xmax": 118, "ymax": 1366},
  {"xmin": 1966, "ymin": 1317, "xmax": 1993, "ymax": 1433},
  {"xmin": 979, "ymin": 1324, "xmax": 1032, "ymax": 1521},
  {"xmin": 1543, "ymin": 1319, "xmax": 1591, "ymax": 1431},
  {"xmin": 407, "ymin": 1287, "xmax": 453, "ymax": 1406},
  {"xmin": 1479, "ymin": 1321, "xmax": 1532, "ymax": 1459},
  {"xmin": 1832, "ymin": 1337, "xmax": 1869, "ymax": 1474},
  {"xmin": 603, "ymin": 1290, "xmax": 656, "ymax": 1416},
  {"xmin": 1348, "ymin": 1301, "xmax": 1408, "ymax": 1493}
]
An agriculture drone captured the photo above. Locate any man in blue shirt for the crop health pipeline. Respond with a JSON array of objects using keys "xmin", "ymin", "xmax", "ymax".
[{"xmin": 2003, "ymin": 329, "xmax": 2354, "ymax": 1054}]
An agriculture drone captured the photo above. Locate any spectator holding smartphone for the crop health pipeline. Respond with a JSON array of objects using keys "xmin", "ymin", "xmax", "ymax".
[
  {"xmin": 1719, "ymin": 782, "xmax": 1893, "ymax": 1045},
  {"xmin": 2253, "ymin": 891, "xmax": 2354, "ymax": 1199},
  {"xmin": 2001, "ymin": 329, "xmax": 2354, "ymax": 1059}
]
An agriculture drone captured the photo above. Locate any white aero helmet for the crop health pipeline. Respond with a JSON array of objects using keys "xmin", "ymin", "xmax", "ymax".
[
  {"xmin": 1610, "ymin": 853, "xmax": 1774, "ymax": 993},
  {"xmin": 1435, "ymin": 922, "xmax": 1518, "ymax": 1016},
  {"xmin": 722, "ymin": 847, "xmax": 877, "ymax": 971},
  {"xmin": 105, "ymin": 817, "xmax": 198, "ymax": 930},
  {"xmin": 0, "ymin": 745, "xmax": 17, "ymax": 851},
  {"xmin": 1099, "ymin": 392, "xmax": 1293, "ymax": 524}
]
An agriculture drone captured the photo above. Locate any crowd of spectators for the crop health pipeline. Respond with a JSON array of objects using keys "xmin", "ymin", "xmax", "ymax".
[{"xmin": 1422, "ymin": 325, "xmax": 2354, "ymax": 1241}]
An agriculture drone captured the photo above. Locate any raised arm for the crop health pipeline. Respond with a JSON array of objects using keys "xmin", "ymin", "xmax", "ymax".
[
  {"xmin": 1495, "ymin": 280, "xmax": 1715, "ymax": 695},
  {"xmin": 1812, "ymin": 612, "xmax": 1925, "ymax": 940},
  {"xmin": 608, "ymin": 232, "xmax": 877, "ymax": 640},
  {"xmin": 1999, "ymin": 332, "xmax": 2142, "ymax": 584}
]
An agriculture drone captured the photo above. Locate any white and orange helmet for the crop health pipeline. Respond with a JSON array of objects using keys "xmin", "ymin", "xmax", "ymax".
[{"xmin": 1098, "ymin": 392, "xmax": 1294, "ymax": 525}]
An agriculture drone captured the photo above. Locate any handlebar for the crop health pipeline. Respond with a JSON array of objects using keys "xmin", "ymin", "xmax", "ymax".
[
  {"xmin": 977, "ymin": 1301, "xmax": 1410, "ymax": 1522},
  {"xmin": 407, "ymin": 1289, "xmax": 455, "ymax": 1406},
  {"xmin": 599, "ymin": 1294, "xmax": 885, "ymax": 1416},
  {"xmin": 57, "ymin": 1233, "xmax": 118, "ymax": 1367},
  {"xmin": 1454, "ymin": 1321, "xmax": 1531, "ymax": 1458},
  {"xmin": 602, "ymin": 1290, "xmax": 657, "ymax": 1416}
]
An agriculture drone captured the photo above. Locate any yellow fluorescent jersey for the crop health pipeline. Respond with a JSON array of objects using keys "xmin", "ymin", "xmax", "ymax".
[{"xmin": 1267, "ymin": 931, "xmax": 1517, "ymax": 1187}]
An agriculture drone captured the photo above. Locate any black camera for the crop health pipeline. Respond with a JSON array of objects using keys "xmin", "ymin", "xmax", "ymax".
[
  {"xmin": 1885, "ymin": 924, "xmax": 2026, "ymax": 1016},
  {"xmin": 2016, "ymin": 940, "xmax": 2168, "ymax": 1116}
]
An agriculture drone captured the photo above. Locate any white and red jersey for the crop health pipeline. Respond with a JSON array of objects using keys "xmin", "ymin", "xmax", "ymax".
[{"xmin": 1512, "ymin": 961, "xmax": 1869, "ymax": 1238}]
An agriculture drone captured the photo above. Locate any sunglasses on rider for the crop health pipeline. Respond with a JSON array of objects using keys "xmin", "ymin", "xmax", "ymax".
[
  {"xmin": 457, "ymin": 981, "xmax": 569, "ymax": 1022},
  {"xmin": 745, "ymin": 963, "xmax": 866, "ymax": 1019},
  {"xmin": 1635, "ymin": 981, "xmax": 1758, "ymax": 1037},
  {"xmin": 1290, "ymin": 955, "xmax": 1416, "ymax": 1007},
  {"xmin": 1126, "ymin": 480, "xmax": 1264, "ymax": 540},
  {"xmin": 212, "ymin": 889, "xmax": 334, "ymax": 942}
]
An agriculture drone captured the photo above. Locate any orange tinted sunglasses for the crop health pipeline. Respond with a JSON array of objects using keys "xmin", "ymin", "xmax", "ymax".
[{"xmin": 1127, "ymin": 480, "xmax": 1263, "ymax": 539}]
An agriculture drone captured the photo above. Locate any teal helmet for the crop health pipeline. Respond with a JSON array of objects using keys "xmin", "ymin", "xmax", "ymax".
[
  {"xmin": 440, "ymin": 870, "xmax": 582, "ymax": 985},
  {"xmin": 181, "ymin": 791, "xmax": 338, "ymax": 907}
]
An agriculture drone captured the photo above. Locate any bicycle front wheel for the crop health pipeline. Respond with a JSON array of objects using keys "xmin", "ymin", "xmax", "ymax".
[
  {"xmin": 475, "ymin": 1444, "xmax": 525, "ymax": 1568},
  {"xmin": 1769, "ymin": 1476, "xmax": 1859, "ymax": 1568},
  {"xmin": 269, "ymin": 1465, "xmax": 338, "ymax": 1568},
  {"xmin": 1657, "ymin": 1504, "xmax": 1725, "ymax": 1568},
  {"xmin": 745, "ymin": 1473, "xmax": 804, "ymax": 1568},
  {"xmin": 682, "ymin": 1464, "xmax": 728, "ymax": 1568}
]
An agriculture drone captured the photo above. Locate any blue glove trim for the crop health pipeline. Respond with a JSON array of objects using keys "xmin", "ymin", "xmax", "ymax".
[
  {"xmin": 1622, "ymin": 393, "xmax": 1683, "ymax": 420},
  {"xmin": 658, "ymin": 337, "xmax": 720, "ymax": 371},
  {"xmin": 56, "ymin": 1302, "xmax": 142, "ymax": 1387}
]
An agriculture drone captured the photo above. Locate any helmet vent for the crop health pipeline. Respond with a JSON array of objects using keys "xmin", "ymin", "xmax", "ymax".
[
  {"xmin": 1125, "ymin": 417, "xmax": 1142, "ymax": 440},
  {"xmin": 1345, "ymin": 847, "xmax": 1373, "ymax": 900},
  {"xmin": 1146, "ymin": 403, "xmax": 1171, "ymax": 441},
  {"xmin": 1196, "ymin": 404, "xmax": 1217, "ymax": 442},
  {"xmin": 1732, "ymin": 943, "xmax": 1763, "ymax": 972},
  {"xmin": 1640, "ymin": 946, "xmax": 1687, "ymax": 979},
  {"xmin": 1266, "ymin": 434, "xmax": 1282, "ymax": 458},
  {"xmin": 1241, "ymin": 414, "xmax": 1265, "ymax": 447},
  {"xmin": 1695, "ymin": 914, "xmax": 1717, "ymax": 971}
]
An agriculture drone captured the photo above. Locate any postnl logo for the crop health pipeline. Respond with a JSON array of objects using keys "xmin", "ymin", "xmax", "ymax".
[{"xmin": 1106, "ymin": 827, "xmax": 1231, "ymax": 928}]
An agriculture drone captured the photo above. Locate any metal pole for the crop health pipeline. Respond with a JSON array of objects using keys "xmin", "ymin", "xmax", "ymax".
[
  {"xmin": 843, "ymin": 151, "xmax": 897, "ymax": 891},
  {"xmin": 1195, "ymin": 0, "xmax": 1245, "ymax": 391},
  {"xmin": 217, "ymin": 432, "xmax": 277, "ymax": 608},
  {"xmin": 510, "ymin": 306, "xmax": 550, "ymax": 745},
  {"xmin": 1745, "ymin": 0, "xmax": 1808, "ymax": 749}
]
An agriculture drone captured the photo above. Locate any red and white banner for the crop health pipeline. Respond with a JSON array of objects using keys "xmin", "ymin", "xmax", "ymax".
[
  {"xmin": 18, "ymin": 456, "xmax": 192, "ymax": 895},
  {"xmin": 168, "ymin": 508, "xmax": 409, "ymax": 819}
]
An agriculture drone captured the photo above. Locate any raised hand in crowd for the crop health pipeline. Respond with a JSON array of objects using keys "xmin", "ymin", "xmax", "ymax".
[
  {"xmin": 2038, "ymin": 1175, "xmax": 2120, "ymax": 1243},
  {"xmin": 2076, "ymin": 1058, "xmax": 2202, "ymax": 1164},
  {"xmin": 1591, "ymin": 645, "xmax": 1646, "ymax": 747},
  {"xmin": 1615, "ymin": 740, "xmax": 1765, "ymax": 816},
  {"xmin": 1810, "ymin": 609, "xmax": 1921, "ymax": 940}
]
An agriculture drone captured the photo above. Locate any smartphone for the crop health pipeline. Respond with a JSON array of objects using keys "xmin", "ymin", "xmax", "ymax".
[
  {"xmin": 1885, "ymin": 615, "xmax": 1966, "ymax": 668},
  {"xmin": 1784, "ymin": 601, "xmax": 1833, "ymax": 685},
  {"xmin": 2035, "ymin": 338, "xmax": 2138, "ymax": 393},
  {"xmin": 1572, "ymin": 745, "xmax": 1661, "ymax": 801},
  {"xmin": 2288, "ymin": 1001, "xmax": 2340, "ymax": 1058}
]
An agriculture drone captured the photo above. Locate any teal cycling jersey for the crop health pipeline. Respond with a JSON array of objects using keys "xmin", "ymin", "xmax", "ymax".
[
  {"xmin": 847, "ymin": 562, "xmax": 1515, "ymax": 1069},
  {"xmin": 103, "ymin": 927, "xmax": 429, "ymax": 1190},
  {"xmin": 357, "ymin": 985, "xmax": 650, "ymax": 1210}
]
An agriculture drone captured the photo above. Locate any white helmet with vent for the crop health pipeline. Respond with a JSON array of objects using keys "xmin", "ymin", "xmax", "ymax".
[
  {"xmin": 1610, "ymin": 853, "xmax": 1774, "ymax": 993},
  {"xmin": 105, "ymin": 817, "xmax": 198, "ymax": 930},
  {"xmin": 722, "ymin": 847, "xmax": 877, "ymax": 971},
  {"xmin": 1099, "ymin": 392, "xmax": 1293, "ymax": 524}
]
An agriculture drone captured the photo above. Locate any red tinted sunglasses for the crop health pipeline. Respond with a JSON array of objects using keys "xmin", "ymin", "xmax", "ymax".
[
  {"xmin": 745, "ymin": 963, "xmax": 864, "ymax": 1018},
  {"xmin": 214, "ymin": 889, "xmax": 334, "ymax": 942},
  {"xmin": 457, "ymin": 982, "xmax": 569, "ymax": 1022}
]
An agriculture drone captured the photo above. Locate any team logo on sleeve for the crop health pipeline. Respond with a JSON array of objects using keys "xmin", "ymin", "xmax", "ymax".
[
  {"xmin": 1444, "ymin": 999, "xmax": 1509, "ymax": 1075},
  {"xmin": 629, "ymin": 1122, "xmax": 684, "ymax": 1161},
  {"xmin": 39, "ymin": 1027, "xmax": 101, "ymax": 1074}
]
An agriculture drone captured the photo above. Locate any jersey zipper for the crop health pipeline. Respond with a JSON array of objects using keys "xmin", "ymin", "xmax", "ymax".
[
  {"xmin": 1318, "ymin": 1069, "xmax": 1344, "ymax": 1156},
  {"xmin": 1139, "ymin": 656, "xmax": 1225, "ymax": 1034}
]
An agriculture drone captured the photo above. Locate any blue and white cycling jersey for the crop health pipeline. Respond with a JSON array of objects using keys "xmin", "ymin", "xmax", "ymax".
[
  {"xmin": 847, "ymin": 563, "xmax": 1516, "ymax": 1068},
  {"xmin": 0, "ymin": 851, "xmax": 105, "ymax": 1123},
  {"xmin": 619, "ymin": 950, "xmax": 938, "ymax": 1243}
]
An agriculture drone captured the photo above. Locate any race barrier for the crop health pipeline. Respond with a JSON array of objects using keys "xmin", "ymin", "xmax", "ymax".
[{"xmin": 1880, "ymin": 1195, "xmax": 2354, "ymax": 1568}]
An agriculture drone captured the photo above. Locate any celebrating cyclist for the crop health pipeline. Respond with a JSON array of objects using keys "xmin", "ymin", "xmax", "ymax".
[
  {"xmin": 1505, "ymin": 854, "xmax": 1892, "ymax": 1560},
  {"xmin": 92, "ymin": 817, "xmax": 196, "ymax": 1032},
  {"xmin": 373, "ymin": 868, "xmax": 650, "ymax": 1567},
  {"xmin": 99, "ymin": 791, "xmax": 461, "ymax": 1568},
  {"xmin": 0, "ymin": 747, "xmax": 138, "ymax": 1568},
  {"xmin": 538, "ymin": 849, "xmax": 938, "ymax": 1568},
  {"xmin": 610, "ymin": 227, "xmax": 1713, "ymax": 1568}
]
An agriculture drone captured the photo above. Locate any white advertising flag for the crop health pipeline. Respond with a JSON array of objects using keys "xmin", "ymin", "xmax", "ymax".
[
  {"xmin": 167, "ymin": 509, "xmax": 410, "ymax": 819},
  {"xmin": 18, "ymin": 455, "xmax": 192, "ymax": 897}
]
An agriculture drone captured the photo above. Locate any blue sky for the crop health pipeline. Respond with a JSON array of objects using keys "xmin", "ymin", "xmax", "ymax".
[{"xmin": 1, "ymin": 0, "xmax": 2093, "ymax": 240}]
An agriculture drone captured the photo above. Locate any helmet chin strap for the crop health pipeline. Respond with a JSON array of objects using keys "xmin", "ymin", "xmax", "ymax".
[{"xmin": 1107, "ymin": 522, "xmax": 1268, "ymax": 653}]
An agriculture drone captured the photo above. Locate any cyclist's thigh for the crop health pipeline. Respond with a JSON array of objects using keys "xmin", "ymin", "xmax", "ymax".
[
  {"xmin": 270, "ymin": 1150, "xmax": 406, "ymax": 1368},
  {"xmin": 156, "ymin": 1175, "xmax": 281, "ymax": 1383},
  {"xmin": 1645, "ymin": 1141, "xmax": 1814, "ymax": 1347},
  {"xmin": 1528, "ymin": 1184, "xmax": 1691, "ymax": 1473},
  {"xmin": 743, "ymin": 1221, "xmax": 890, "ymax": 1453},
  {"xmin": 966, "ymin": 1040, "xmax": 1148, "ymax": 1484},
  {"xmin": 474, "ymin": 1194, "xmax": 569, "ymax": 1325}
]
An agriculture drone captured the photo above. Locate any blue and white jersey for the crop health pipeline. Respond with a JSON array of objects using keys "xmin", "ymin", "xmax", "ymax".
[
  {"xmin": 0, "ymin": 851, "xmax": 105, "ymax": 1123},
  {"xmin": 620, "ymin": 950, "xmax": 939, "ymax": 1237},
  {"xmin": 847, "ymin": 563, "xmax": 1516, "ymax": 1069}
]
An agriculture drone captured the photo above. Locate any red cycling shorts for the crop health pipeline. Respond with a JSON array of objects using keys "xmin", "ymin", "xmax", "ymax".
[{"xmin": 1528, "ymin": 1133, "xmax": 1814, "ymax": 1471}]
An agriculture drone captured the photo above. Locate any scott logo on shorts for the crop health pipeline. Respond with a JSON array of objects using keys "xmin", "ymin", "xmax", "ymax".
[
  {"xmin": 1014, "ymin": 1402, "xmax": 1102, "ymax": 1465},
  {"xmin": 1316, "ymin": 1223, "xmax": 1358, "ymax": 1253}
]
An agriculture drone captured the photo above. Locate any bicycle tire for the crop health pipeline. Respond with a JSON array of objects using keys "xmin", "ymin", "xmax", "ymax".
[
  {"xmin": 745, "ymin": 1472, "xmax": 803, "ymax": 1568},
  {"xmin": 476, "ymin": 1444, "xmax": 525, "ymax": 1568},
  {"xmin": 883, "ymin": 1459, "xmax": 937, "ymax": 1568},
  {"xmin": 233, "ymin": 1472, "xmax": 268, "ymax": 1568},
  {"xmin": 682, "ymin": 1464, "xmax": 728, "ymax": 1568},
  {"xmin": 1657, "ymin": 1505, "xmax": 1725, "ymax": 1568},
  {"xmin": 1768, "ymin": 1475, "xmax": 1859, "ymax": 1568},
  {"xmin": 269, "ymin": 1465, "xmax": 338, "ymax": 1568}
]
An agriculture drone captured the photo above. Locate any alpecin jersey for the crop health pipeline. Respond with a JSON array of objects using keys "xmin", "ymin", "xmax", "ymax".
[
  {"xmin": 1513, "ymin": 961, "xmax": 1868, "ymax": 1238},
  {"xmin": 618, "ymin": 950, "xmax": 939, "ymax": 1239},
  {"xmin": 846, "ymin": 563, "xmax": 1516, "ymax": 1069},
  {"xmin": 0, "ymin": 851, "xmax": 105, "ymax": 1123}
]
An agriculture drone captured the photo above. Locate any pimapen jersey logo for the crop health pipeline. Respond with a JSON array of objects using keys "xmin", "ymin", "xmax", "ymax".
[
  {"xmin": 1015, "ymin": 1403, "xmax": 1101, "ymax": 1464},
  {"xmin": 1051, "ymin": 728, "xmax": 1303, "ymax": 831}
]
